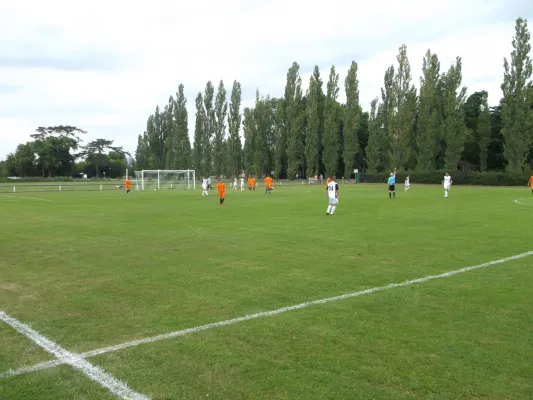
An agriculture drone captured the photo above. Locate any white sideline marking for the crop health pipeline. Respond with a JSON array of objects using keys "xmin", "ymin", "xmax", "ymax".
[
  {"xmin": 513, "ymin": 198, "xmax": 533, "ymax": 206},
  {"xmin": 2, "ymin": 250, "xmax": 532, "ymax": 380},
  {"xmin": 0, "ymin": 312, "xmax": 150, "ymax": 400},
  {"xmin": 0, "ymin": 195, "xmax": 52, "ymax": 201}
]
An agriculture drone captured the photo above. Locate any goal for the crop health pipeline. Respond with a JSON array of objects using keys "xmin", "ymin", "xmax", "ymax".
[{"xmin": 134, "ymin": 170, "xmax": 196, "ymax": 190}]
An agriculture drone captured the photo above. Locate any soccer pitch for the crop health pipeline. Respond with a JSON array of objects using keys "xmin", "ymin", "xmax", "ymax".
[{"xmin": 1, "ymin": 183, "xmax": 532, "ymax": 400}]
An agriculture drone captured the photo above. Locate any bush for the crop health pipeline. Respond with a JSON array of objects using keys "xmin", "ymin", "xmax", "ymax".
[{"xmin": 360, "ymin": 170, "xmax": 531, "ymax": 186}]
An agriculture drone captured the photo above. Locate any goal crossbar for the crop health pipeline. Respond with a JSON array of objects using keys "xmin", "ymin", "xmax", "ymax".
[{"xmin": 134, "ymin": 169, "xmax": 196, "ymax": 190}]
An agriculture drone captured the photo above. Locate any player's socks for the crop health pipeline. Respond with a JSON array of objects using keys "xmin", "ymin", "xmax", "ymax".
[
  {"xmin": 330, "ymin": 206, "xmax": 336, "ymax": 215},
  {"xmin": 393, "ymin": 192, "xmax": 395, "ymax": 198},
  {"xmin": 389, "ymin": 192, "xmax": 391, "ymax": 199},
  {"xmin": 327, "ymin": 205, "xmax": 332, "ymax": 214}
]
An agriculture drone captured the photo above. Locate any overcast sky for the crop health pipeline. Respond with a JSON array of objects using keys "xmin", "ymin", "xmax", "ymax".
[{"xmin": 0, "ymin": 0, "xmax": 531, "ymax": 160}]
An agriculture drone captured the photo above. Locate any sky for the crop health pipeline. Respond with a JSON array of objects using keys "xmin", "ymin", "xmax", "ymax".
[{"xmin": 0, "ymin": 0, "xmax": 531, "ymax": 160}]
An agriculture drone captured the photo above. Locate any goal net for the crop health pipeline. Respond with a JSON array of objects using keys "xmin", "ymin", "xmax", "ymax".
[{"xmin": 134, "ymin": 170, "xmax": 196, "ymax": 190}]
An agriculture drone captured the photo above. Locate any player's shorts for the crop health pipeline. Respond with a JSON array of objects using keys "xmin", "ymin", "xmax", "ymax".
[
  {"xmin": 328, "ymin": 197, "xmax": 338, "ymax": 205},
  {"xmin": 388, "ymin": 184, "xmax": 395, "ymax": 191},
  {"xmin": 444, "ymin": 184, "xmax": 451, "ymax": 190}
]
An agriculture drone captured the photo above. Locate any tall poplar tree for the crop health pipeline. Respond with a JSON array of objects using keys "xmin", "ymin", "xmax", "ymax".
[
  {"xmin": 213, "ymin": 80, "xmax": 228, "ymax": 176},
  {"xmin": 379, "ymin": 66, "xmax": 394, "ymax": 170},
  {"xmin": 168, "ymin": 84, "xmax": 191, "ymax": 169},
  {"xmin": 305, "ymin": 67, "xmax": 322, "ymax": 177},
  {"xmin": 164, "ymin": 96, "xmax": 175, "ymax": 168},
  {"xmin": 501, "ymin": 17, "xmax": 533, "ymax": 171},
  {"xmin": 254, "ymin": 92, "xmax": 276, "ymax": 175},
  {"xmin": 135, "ymin": 133, "xmax": 150, "ymax": 170},
  {"xmin": 243, "ymin": 106, "xmax": 258, "ymax": 174},
  {"xmin": 366, "ymin": 99, "xmax": 386, "ymax": 172},
  {"xmin": 147, "ymin": 106, "xmax": 166, "ymax": 169},
  {"xmin": 227, "ymin": 80, "xmax": 243, "ymax": 177},
  {"xmin": 416, "ymin": 50, "xmax": 442, "ymax": 170},
  {"xmin": 273, "ymin": 98, "xmax": 287, "ymax": 178},
  {"xmin": 203, "ymin": 81, "xmax": 215, "ymax": 174},
  {"xmin": 442, "ymin": 57, "xmax": 468, "ymax": 170},
  {"xmin": 285, "ymin": 62, "xmax": 305, "ymax": 178},
  {"xmin": 193, "ymin": 92, "xmax": 207, "ymax": 176},
  {"xmin": 343, "ymin": 61, "xmax": 361, "ymax": 178},
  {"xmin": 323, "ymin": 65, "xmax": 340, "ymax": 176},
  {"xmin": 477, "ymin": 92, "xmax": 492, "ymax": 171},
  {"xmin": 389, "ymin": 45, "xmax": 417, "ymax": 170}
]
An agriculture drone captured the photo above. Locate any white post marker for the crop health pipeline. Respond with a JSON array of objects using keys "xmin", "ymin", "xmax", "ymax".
[{"xmin": 0, "ymin": 312, "xmax": 150, "ymax": 400}]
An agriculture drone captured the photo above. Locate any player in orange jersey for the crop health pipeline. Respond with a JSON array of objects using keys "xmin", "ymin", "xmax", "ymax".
[
  {"xmin": 264, "ymin": 176, "xmax": 273, "ymax": 194},
  {"xmin": 528, "ymin": 175, "xmax": 533, "ymax": 195},
  {"xmin": 251, "ymin": 176, "xmax": 256, "ymax": 191},
  {"xmin": 217, "ymin": 178, "xmax": 226, "ymax": 205},
  {"xmin": 124, "ymin": 177, "xmax": 131, "ymax": 194}
]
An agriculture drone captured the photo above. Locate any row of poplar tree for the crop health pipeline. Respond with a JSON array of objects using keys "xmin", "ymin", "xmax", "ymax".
[{"xmin": 134, "ymin": 17, "xmax": 533, "ymax": 179}]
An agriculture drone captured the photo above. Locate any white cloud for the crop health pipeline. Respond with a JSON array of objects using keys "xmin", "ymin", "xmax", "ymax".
[{"xmin": 0, "ymin": 0, "xmax": 530, "ymax": 159}]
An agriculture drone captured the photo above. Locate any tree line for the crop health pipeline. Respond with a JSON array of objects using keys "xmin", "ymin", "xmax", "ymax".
[
  {"xmin": 1, "ymin": 126, "xmax": 131, "ymax": 179},
  {"xmin": 1, "ymin": 18, "xmax": 531, "ymax": 181},
  {"xmin": 136, "ymin": 17, "xmax": 533, "ymax": 179}
]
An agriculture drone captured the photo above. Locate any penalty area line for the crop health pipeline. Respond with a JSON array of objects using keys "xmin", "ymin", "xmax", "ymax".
[
  {"xmin": 2, "ymin": 250, "xmax": 533, "ymax": 380},
  {"xmin": 0, "ymin": 312, "xmax": 150, "ymax": 400}
]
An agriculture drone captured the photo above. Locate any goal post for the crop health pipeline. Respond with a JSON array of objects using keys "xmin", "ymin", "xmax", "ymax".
[{"xmin": 134, "ymin": 170, "xmax": 196, "ymax": 190}]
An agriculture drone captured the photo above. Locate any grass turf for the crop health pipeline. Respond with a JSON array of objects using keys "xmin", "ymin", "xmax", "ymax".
[{"xmin": 1, "ymin": 183, "xmax": 532, "ymax": 399}]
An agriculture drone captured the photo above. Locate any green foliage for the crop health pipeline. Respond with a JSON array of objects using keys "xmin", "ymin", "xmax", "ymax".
[
  {"xmin": 389, "ymin": 45, "xmax": 417, "ymax": 170},
  {"xmin": 78, "ymin": 138, "xmax": 129, "ymax": 178},
  {"xmin": 416, "ymin": 50, "xmax": 442, "ymax": 170},
  {"xmin": 274, "ymin": 97, "xmax": 288, "ymax": 179},
  {"xmin": 478, "ymin": 92, "xmax": 492, "ymax": 171},
  {"xmin": 323, "ymin": 65, "xmax": 340, "ymax": 176},
  {"xmin": 30, "ymin": 125, "xmax": 85, "ymax": 177},
  {"xmin": 172, "ymin": 84, "xmax": 192, "ymax": 169},
  {"xmin": 442, "ymin": 57, "xmax": 468, "ymax": 170},
  {"xmin": 285, "ymin": 62, "xmax": 305, "ymax": 178},
  {"xmin": 242, "ymin": 107, "xmax": 257, "ymax": 174},
  {"xmin": 227, "ymin": 80, "xmax": 243, "ymax": 177},
  {"xmin": 365, "ymin": 99, "xmax": 387, "ymax": 172},
  {"xmin": 501, "ymin": 17, "xmax": 533, "ymax": 172},
  {"xmin": 203, "ymin": 81, "xmax": 216, "ymax": 174},
  {"xmin": 213, "ymin": 80, "xmax": 228, "ymax": 177},
  {"xmin": 305, "ymin": 66, "xmax": 323, "ymax": 177},
  {"xmin": 0, "ymin": 159, "xmax": 7, "ymax": 178},
  {"xmin": 193, "ymin": 92, "xmax": 207, "ymax": 176},
  {"xmin": 343, "ymin": 61, "xmax": 361, "ymax": 178},
  {"xmin": 254, "ymin": 92, "xmax": 276, "ymax": 176},
  {"xmin": 135, "ymin": 134, "xmax": 150, "ymax": 170}
]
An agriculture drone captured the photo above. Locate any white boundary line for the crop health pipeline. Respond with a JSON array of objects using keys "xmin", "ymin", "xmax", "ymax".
[
  {"xmin": 2, "ymin": 250, "xmax": 532, "ymax": 381},
  {"xmin": 0, "ymin": 312, "xmax": 150, "ymax": 400},
  {"xmin": 0, "ymin": 194, "xmax": 52, "ymax": 201},
  {"xmin": 513, "ymin": 198, "xmax": 533, "ymax": 206}
]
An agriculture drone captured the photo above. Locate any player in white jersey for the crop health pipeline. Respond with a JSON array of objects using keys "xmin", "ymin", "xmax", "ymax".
[
  {"xmin": 207, "ymin": 177, "xmax": 212, "ymax": 190},
  {"xmin": 442, "ymin": 173, "xmax": 452, "ymax": 198},
  {"xmin": 240, "ymin": 177, "xmax": 245, "ymax": 191},
  {"xmin": 201, "ymin": 178, "xmax": 208, "ymax": 196},
  {"xmin": 326, "ymin": 176, "xmax": 339, "ymax": 216},
  {"xmin": 233, "ymin": 177, "xmax": 237, "ymax": 190},
  {"xmin": 405, "ymin": 176, "xmax": 410, "ymax": 191}
]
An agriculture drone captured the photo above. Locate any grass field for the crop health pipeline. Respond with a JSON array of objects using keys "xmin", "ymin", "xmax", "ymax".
[{"xmin": 1, "ymin": 182, "xmax": 533, "ymax": 400}]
